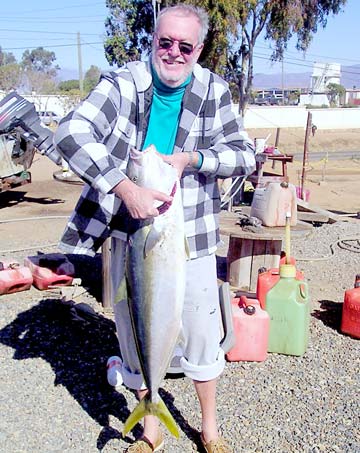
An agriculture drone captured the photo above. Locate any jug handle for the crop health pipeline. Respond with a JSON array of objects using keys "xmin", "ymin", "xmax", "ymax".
[
  {"xmin": 297, "ymin": 280, "xmax": 308, "ymax": 301},
  {"xmin": 240, "ymin": 295, "xmax": 256, "ymax": 315}
]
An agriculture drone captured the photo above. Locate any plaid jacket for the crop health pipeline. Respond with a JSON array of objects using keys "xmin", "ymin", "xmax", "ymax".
[{"xmin": 55, "ymin": 60, "xmax": 255, "ymax": 258}]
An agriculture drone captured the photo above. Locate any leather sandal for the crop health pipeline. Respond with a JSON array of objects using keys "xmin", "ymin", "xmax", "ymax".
[
  {"xmin": 200, "ymin": 433, "xmax": 233, "ymax": 453},
  {"xmin": 125, "ymin": 431, "xmax": 164, "ymax": 452}
]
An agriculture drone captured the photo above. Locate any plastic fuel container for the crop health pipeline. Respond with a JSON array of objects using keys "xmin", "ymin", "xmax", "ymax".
[
  {"xmin": 257, "ymin": 260, "xmax": 304, "ymax": 310},
  {"xmin": 250, "ymin": 181, "xmax": 297, "ymax": 227},
  {"xmin": 24, "ymin": 253, "xmax": 74, "ymax": 290},
  {"xmin": 341, "ymin": 274, "xmax": 360, "ymax": 339},
  {"xmin": 226, "ymin": 296, "xmax": 270, "ymax": 362},
  {"xmin": 0, "ymin": 261, "xmax": 33, "ymax": 295},
  {"xmin": 266, "ymin": 264, "xmax": 310, "ymax": 356}
]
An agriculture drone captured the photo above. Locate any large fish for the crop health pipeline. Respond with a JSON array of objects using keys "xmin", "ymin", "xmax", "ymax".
[{"xmin": 122, "ymin": 145, "xmax": 187, "ymax": 438}]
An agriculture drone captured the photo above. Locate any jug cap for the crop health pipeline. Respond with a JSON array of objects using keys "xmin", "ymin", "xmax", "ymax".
[{"xmin": 279, "ymin": 264, "xmax": 296, "ymax": 278}]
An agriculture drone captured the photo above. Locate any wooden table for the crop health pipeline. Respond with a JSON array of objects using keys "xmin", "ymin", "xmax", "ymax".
[
  {"xmin": 219, "ymin": 211, "xmax": 312, "ymax": 292},
  {"xmin": 247, "ymin": 153, "xmax": 294, "ymax": 187}
]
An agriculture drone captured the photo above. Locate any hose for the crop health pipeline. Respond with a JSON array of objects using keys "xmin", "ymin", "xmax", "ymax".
[
  {"xmin": 0, "ymin": 215, "xmax": 69, "ymax": 254},
  {"xmin": 295, "ymin": 236, "xmax": 360, "ymax": 261}
]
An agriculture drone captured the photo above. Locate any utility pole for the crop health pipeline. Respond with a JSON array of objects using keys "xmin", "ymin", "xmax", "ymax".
[{"xmin": 77, "ymin": 32, "xmax": 84, "ymax": 96}]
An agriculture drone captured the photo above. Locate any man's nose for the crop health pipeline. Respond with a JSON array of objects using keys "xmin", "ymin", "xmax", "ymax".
[{"xmin": 168, "ymin": 41, "xmax": 181, "ymax": 57}]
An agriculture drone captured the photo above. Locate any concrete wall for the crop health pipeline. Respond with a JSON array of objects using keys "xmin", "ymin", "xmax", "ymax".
[{"xmin": 240, "ymin": 105, "xmax": 360, "ymax": 130}]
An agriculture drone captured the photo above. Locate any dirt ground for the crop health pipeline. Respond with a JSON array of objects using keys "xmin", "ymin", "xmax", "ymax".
[{"xmin": 0, "ymin": 128, "xmax": 359, "ymax": 254}]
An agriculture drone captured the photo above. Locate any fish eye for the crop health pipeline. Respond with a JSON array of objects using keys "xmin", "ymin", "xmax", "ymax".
[{"xmin": 131, "ymin": 176, "xmax": 138, "ymax": 182}]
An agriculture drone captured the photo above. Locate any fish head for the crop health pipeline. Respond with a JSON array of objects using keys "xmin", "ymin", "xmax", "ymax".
[{"xmin": 127, "ymin": 145, "xmax": 178, "ymax": 194}]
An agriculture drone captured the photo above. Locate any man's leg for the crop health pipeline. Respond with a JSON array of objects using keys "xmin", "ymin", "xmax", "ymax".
[{"xmin": 193, "ymin": 379, "xmax": 218, "ymax": 442}]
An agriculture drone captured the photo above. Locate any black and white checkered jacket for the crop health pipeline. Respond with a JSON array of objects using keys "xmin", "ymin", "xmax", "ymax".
[{"xmin": 54, "ymin": 60, "xmax": 255, "ymax": 258}]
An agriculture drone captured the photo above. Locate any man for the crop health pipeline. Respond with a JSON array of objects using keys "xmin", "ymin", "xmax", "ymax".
[{"xmin": 55, "ymin": 4, "xmax": 255, "ymax": 452}]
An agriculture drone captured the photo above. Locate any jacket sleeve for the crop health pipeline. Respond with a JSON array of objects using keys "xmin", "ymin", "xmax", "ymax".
[
  {"xmin": 54, "ymin": 73, "xmax": 128, "ymax": 195},
  {"xmin": 198, "ymin": 85, "xmax": 256, "ymax": 179}
]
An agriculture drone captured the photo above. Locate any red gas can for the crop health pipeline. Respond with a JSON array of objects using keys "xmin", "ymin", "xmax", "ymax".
[
  {"xmin": 0, "ymin": 261, "xmax": 33, "ymax": 295},
  {"xmin": 24, "ymin": 253, "xmax": 75, "ymax": 290},
  {"xmin": 341, "ymin": 274, "xmax": 360, "ymax": 339},
  {"xmin": 257, "ymin": 257, "xmax": 304, "ymax": 310},
  {"xmin": 226, "ymin": 296, "xmax": 270, "ymax": 362}
]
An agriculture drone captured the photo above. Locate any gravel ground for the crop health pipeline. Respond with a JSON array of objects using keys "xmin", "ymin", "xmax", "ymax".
[{"xmin": 0, "ymin": 219, "xmax": 359, "ymax": 453}]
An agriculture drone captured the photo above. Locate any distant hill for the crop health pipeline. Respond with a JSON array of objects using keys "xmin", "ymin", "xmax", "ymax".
[{"xmin": 253, "ymin": 64, "xmax": 360, "ymax": 90}]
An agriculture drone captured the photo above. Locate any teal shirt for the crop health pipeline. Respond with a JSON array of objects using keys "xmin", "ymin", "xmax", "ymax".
[{"xmin": 143, "ymin": 68, "xmax": 191, "ymax": 155}]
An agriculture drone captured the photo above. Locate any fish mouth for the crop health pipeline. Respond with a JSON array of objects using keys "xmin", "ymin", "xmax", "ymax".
[{"xmin": 129, "ymin": 148, "xmax": 143, "ymax": 160}]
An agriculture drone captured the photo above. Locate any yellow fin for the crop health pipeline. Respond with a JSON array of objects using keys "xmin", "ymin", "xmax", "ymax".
[{"xmin": 122, "ymin": 394, "xmax": 179, "ymax": 438}]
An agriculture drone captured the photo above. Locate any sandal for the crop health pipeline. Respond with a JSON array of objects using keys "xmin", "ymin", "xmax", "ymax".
[
  {"xmin": 200, "ymin": 433, "xmax": 233, "ymax": 453},
  {"xmin": 125, "ymin": 432, "xmax": 164, "ymax": 452}
]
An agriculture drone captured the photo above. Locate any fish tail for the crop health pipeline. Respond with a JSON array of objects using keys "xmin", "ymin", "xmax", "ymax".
[{"xmin": 122, "ymin": 394, "xmax": 180, "ymax": 439}]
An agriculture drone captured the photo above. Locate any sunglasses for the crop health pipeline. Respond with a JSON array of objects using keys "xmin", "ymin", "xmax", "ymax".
[{"xmin": 156, "ymin": 35, "xmax": 196, "ymax": 55}]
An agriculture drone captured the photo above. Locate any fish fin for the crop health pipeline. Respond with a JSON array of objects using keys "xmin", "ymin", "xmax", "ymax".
[
  {"xmin": 122, "ymin": 394, "xmax": 180, "ymax": 439},
  {"xmin": 144, "ymin": 222, "xmax": 164, "ymax": 258},
  {"xmin": 114, "ymin": 274, "xmax": 127, "ymax": 304}
]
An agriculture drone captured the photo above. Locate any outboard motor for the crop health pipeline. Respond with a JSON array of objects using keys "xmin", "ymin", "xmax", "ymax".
[{"xmin": 0, "ymin": 91, "xmax": 61, "ymax": 166}]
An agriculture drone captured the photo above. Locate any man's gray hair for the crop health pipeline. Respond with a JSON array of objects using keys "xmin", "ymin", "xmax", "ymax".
[{"xmin": 156, "ymin": 4, "xmax": 209, "ymax": 44}]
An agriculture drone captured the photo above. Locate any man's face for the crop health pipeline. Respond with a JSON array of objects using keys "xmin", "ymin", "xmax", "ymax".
[{"xmin": 152, "ymin": 12, "xmax": 204, "ymax": 88}]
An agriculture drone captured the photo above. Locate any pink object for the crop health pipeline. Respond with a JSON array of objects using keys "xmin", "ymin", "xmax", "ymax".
[
  {"xmin": 257, "ymin": 261, "xmax": 304, "ymax": 310},
  {"xmin": 295, "ymin": 186, "xmax": 310, "ymax": 202},
  {"xmin": 250, "ymin": 182, "xmax": 298, "ymax": 227},
  {"xmin": 226, "ymin": 296, "xmax": 270, "ymax": 362},
  {"xmin": 0, "ymin": 261, "xmax": 33, "ymax": 295},
  {"xmin": 341, "ymin": 274, "xmax": 360, "ymax": 339},
  {"xmin": 24, "ymin": 253, "xmax": 74, "ymax": 290}
]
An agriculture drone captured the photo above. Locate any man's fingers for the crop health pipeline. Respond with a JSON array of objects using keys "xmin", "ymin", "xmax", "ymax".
[{"xmin": 153, "ymin": 189, "xmax": 173, "ymax": 202}]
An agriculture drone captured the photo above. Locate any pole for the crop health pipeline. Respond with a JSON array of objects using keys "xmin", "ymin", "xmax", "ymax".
[
  {"xmin": 77, "ymin": 32, "xmax": 84, "ymax": 96},
  {"xmin": 301, "ymin": 111, "xmax": 312, "ymax": 201}
]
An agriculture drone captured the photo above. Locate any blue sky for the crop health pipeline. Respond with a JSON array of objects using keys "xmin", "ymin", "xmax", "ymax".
[{"xmin": 1, "ymin": 0, "xmax": 359, "ymax": 84}]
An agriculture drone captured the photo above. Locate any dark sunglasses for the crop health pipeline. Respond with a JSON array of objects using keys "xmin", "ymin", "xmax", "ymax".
[{"xmin": 156, "ymin": 36, "xmax": 195, "ymax": 55}]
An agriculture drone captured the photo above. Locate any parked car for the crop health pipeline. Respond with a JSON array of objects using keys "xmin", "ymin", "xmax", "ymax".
[
  {"xmin": 254, "ymin": 96, "xmax": 283, "ymax": 106},
  {"xmin": 39, "ymin": 111, "xmax": 62, "ymax": 126}
]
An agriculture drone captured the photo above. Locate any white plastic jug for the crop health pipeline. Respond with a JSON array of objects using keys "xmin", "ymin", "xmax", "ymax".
[{"xmin": 250, "ymin": 181, "xmax": 297, "ymax": 227}]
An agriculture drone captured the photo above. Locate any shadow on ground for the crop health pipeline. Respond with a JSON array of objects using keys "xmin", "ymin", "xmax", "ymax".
[
  {"xmin": 311, "ymin": 299, "xmax": 343, "ymax": 331},
  {"xmin": 0, "ymin": 190, "xmax": 65, "ymax": 208},
  {"xmin": 0, "ymin": 297, "xmax": 203, "ymax": 451}
]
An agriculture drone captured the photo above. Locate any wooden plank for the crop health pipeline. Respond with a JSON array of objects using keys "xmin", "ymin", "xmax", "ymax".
[
  {"xmin": 296, "ymin": 198, "xmax": 340, "ymax": 223},
  {"xmin": 227, "ymin": 237, "xmax": 253, "ymax": 290},
  {"xmin": 250, "ymin": 239, "xmax": 266, "ymax": 292},
  {"xmin": 264, "ymin": 239, "xmax": 282, "ymax": 270}
]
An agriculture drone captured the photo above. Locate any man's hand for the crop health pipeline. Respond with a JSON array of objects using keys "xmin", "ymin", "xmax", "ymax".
[
  {"xmin": 113, "ymin": 179, "xmax": 172, "ymax": 219},
  {"xmin": 159, "ymin": 152, "xmax": 192, "ymax": 178}
]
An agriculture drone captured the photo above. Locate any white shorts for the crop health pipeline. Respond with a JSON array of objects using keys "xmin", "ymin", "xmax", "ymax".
[{"xmin": 110, "ymin": 238, "xmax": 225, "ymax": 390}]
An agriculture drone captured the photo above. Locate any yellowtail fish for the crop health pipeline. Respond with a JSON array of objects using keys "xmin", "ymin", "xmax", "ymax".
[{"xmin": 122, "ymin": 145, "xmax": 187, "ymax": 438}]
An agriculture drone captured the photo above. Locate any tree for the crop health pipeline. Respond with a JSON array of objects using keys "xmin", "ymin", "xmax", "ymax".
[
  {"xmin": 0, "ymin": 46, "xmax": 17, "ymax": 66},
  {"xmin": 0, "ymin": 64, "xmax": 22, "ymax": 92},
  {"xmin": 21, "ymin": 47, "xmax": 59, "ymax": 75},
  {"xmin": 227, "ymin": 0, "xmax": 347, "ymax": 115},
  {"xmin": 84, "ymin": 65, "xmax": 102, "ymax": 92},
  {"xmin": 21, "ymin": 47, "xmax": 60, "ymax": 93},
  {"xmin": 326, "ymin": 82, "xmax": 346, "ymax": 106},
  {"xmin": 58, "ymin": 80, "xmax": 80, "ymax": 92}
]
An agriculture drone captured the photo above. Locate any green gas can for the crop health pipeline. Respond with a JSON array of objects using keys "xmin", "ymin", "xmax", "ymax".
[{"xmin": 266, "ymin": 264, "xmax": 310, "ymax": 356}]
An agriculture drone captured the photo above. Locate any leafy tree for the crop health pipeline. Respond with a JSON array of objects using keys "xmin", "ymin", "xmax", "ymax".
[
  {"xmin": 326, "ymin": 82, "xmax": 346, "ymax": 106},
  {"xmin": 84, "ymin": 65, "xmax": 102, "ymax": 92},
  {"xmin": 104, "ymin": 0, "xmax": 154, "ymax": 65},
  {"xmin": 0, "ymin": 47, "xmax": 17, "ymax": 66},
  {"xmin": 0, "ymin": 64, "xmax": 22, "ymax": 92},
  {"xmin": 227, "ymin": 0, "xmax": 347, "ymax": 115},
  {"xmin": 21, "ymin": 47, "xmax": 60, "ymax": 93},
  {"xmin": 104, "ymin": 0, "xmax": 347, "ymax": 115},
  {"xmin": 58, "ymin": 79, "xmax": 80, "ymax": 92}
]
